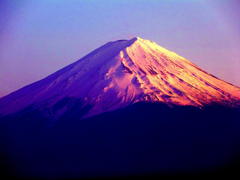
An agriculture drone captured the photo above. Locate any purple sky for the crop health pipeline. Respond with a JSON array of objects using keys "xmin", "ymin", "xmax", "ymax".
[{"xmin": 0, "ymin": 0, "xmax": 240, "ymax": 97}]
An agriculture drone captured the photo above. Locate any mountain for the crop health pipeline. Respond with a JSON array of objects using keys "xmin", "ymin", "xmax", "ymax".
[
  {"xmin": 0, "ymin": 37, "xmax": 239, "ymax": 119},
  {"xmin": 0, "ymin": 37, "xmax": 240, "ymax": 179}
]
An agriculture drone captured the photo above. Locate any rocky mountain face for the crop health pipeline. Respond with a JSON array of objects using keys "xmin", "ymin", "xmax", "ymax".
[
  {"xmin": 0, "ymin": 37, "xmax": 239, "ymax": 119},
  {"xmin": 0, "ymin": 37, "xmax": 240, "ymax": 179}
]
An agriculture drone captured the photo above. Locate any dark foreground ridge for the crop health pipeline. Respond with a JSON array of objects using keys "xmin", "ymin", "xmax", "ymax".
[{"xmin": 0, "ymin": 102, "xmax": 240, "ymax": 179}]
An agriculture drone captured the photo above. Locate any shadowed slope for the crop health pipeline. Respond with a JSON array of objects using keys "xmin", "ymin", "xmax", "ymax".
[
  {"xmin": 0, "ymin": 37, "xmax": 239, "ymax": 119},
  {"xmin": 0, "ymin": 102, "xmax": 240, "ymax": 179},
  {"xmin": 1, "ymin": 37, "xmax": 240, "ymax": 179}
]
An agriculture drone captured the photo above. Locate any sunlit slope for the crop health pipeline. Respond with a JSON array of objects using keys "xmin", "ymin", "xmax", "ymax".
[{"xmin": 0, "ymin": 37, "xmax": 239, "ymax": 118}]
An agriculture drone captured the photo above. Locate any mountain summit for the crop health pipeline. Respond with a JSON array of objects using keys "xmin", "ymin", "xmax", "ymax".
[
  {"xmin": 0, "ymin": 37, "xmax": 239, "ymax": 118},
  {"xmin": 1, "ymin": 37, "xmax": 240, "ymax": 179}
]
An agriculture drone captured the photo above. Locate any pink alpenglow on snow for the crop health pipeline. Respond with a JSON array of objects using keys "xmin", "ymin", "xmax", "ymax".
[{"xmin": 0, "ymin": 37, "xmax": 240, "ymax": 118}]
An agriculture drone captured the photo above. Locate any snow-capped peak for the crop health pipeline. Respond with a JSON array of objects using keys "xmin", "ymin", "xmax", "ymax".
[{"xmin": 0, "ymin": 37, "xmax": 239, "ymax": 118}]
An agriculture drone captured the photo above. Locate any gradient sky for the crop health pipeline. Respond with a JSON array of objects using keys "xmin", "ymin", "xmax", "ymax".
[{"xmin": 0, "ymin": 0, "xmax": 240, "ymax": 97}]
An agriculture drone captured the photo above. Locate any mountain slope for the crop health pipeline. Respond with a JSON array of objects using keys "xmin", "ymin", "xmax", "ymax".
[
  {"xmin": 1, "ymin": 102, "xmax": 240, "ymax": 179},
  {"xmin": 1, "ymin": 37, "xmax": 240, "ymax": 179},
  {"xmin": 0, "ymin": 37, "xmax": 239, "ymax": 118}
]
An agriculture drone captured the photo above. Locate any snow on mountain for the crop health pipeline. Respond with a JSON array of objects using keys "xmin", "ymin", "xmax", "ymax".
[{"xmin": 0, "ymin": 37, "xmax": 239, "ymax": 118}]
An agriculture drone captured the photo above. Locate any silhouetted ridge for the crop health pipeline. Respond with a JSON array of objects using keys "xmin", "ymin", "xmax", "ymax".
[
  {"xmin": 0, "ymin": 37, "xmax": 240, "ymax": 179},
  {"xmin": 0, "ymin": 102, "xmax": 240, "ymax": 179}
]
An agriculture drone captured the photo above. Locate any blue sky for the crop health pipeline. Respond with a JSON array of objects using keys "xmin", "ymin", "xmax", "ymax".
[{"xmin": 0, "ymin": 0, "xmax": 240, "ymax": 96}]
